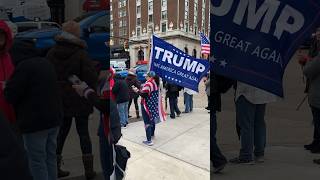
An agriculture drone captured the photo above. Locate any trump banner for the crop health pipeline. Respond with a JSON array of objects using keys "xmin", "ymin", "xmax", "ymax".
[
  {"xmin": 210, "ymin": 0, "xmax": 320, "ymax": 97},
  {"xmin": 150, "ymin": 35, "xmax": 210, "ymax": 92}
]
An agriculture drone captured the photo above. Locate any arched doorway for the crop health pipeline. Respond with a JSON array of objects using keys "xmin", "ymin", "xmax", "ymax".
[
  {"xmin": 138, "ymin": 49, "xmax": 144, "ymax": 61},
  {"xmin": 193, "ymin": 49, "xmax": 197, "ymax": 58}
]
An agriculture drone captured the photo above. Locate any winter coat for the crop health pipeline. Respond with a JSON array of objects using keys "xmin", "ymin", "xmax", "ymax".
[
  {"xmin": 125, "ymin": 74, "xmax": 141, "ymax": 99},
  {"xmin": 47, "ymin": 33, "xmax": 98, "ymax": 117},
  {"xmin": 112, "ymin": 74, "xmax": 130, "ymax": 104},
  {"xmin": 165, "ymin": 83, "xmax": 182, "ymax": 98},
  {"xmin": 304, "ymin": 55, "xmax": 320, "ymax": 109},
  {"xmin": 0, "ymin": 20, "xmax": 15, "ymax": 123},
  {"xmin": 0, "ymin": 113, "xmax": 33, "ymax": 180},
  {"xmin": 4, "ymin": 40, "xmax": 63, "ymax": 134}
]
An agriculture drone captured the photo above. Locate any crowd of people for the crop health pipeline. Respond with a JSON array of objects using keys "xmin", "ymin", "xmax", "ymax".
[
  {"xmin": 0, "ymin": 19, "xmax": 211, "ymax": 180},
  {"xmin": 0, "ymin": 20, "xmax": 122, "ymax": 180},
  {"xmin": 212, "ymin": 29, "xmax": 320, "ymax": 173}
]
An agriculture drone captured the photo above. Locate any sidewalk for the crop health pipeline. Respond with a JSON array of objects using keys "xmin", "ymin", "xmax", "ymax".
[
  {"xmin": 59, "ymin": 108, "xmax": 210, "ymax": 180},
  {"xmin": 119, "ymin": 108, "xmax": 210, "ymax": 180}
]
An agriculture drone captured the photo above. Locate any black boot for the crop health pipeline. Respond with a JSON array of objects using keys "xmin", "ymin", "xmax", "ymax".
[
  {"xmin": 304, "ymin": 140, "xmax": 320, "ymax": 150},
  {"xmin": 82, "ymin": 154, "xmax": 96, "ymax": 180},
  {"xmin": 57, "ymin": 155, "xmax": 70, "ymax": 178},
  {"xmin": 136, "ymin": 110, "xmax": 140, "ymax": 118}
]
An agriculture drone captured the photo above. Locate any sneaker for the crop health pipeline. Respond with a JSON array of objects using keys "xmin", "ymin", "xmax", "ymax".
[
  {"xmin": 121, "ymin": 125, "xmax": 127, "ymax": 129},
  {"xmin": 142, "ymin": 140, "xmax": 154, "ymax": 146},
  {"xmin": 311, "ymin": 145, "xmax": 320, "ymax": 153},
  {"xmin": 177, "ymin": 113, "xmax": 181, "ymax": 117},
  {"xmin": 305, "ymin": 141, "xmax": 319, "ymax": 150},
  {"xmin": 229, "ymin": 157, "xmax": 255, "ymax": 165},
  {"xmin": 170, "ymin": 116, "xmax": 175, "ymax": 119},
  {"xmin": 213, "ymin": 163, "xmax": 227, "ymax": 174},
  {"xmin": 313, "ymin": 159, "xmax": 320, "ymax": 165},
  {"xmin": 254, "ymin": 156, "xmax": 265, "ymax": 163}
]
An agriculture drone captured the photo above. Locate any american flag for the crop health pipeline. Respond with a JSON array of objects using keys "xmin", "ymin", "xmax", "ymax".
[
  {"xmin": 141, "ymin": 79, "xmax": 166, "ymax": 123},
  {"xmin": 200, "ymin": 32, "xmax": 210, "ymax": 55}
]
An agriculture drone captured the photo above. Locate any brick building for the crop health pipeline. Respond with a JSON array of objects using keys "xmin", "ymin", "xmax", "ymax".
[{"xmin": 110, "ymin": 0, "xmax": 210, "ymax": 66}]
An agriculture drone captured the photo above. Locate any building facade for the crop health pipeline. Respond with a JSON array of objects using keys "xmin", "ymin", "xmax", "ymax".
[{"xmin": 110, "ymin": 0, "xmax": 210, "ymax": 67}]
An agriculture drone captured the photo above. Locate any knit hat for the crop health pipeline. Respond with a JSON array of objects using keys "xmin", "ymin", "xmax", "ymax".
[
  {"xmin": 62, "ymin": 21, "xmax": 81, "ymax": 38},
  {"xmin": 146, "ymin": 71, "xmax": 156, "ymax": 78}
]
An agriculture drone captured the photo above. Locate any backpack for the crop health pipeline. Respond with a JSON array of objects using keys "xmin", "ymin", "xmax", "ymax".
[{"xmin": 114, "ymin": 145, "xmax": 131, "ymax": 180}]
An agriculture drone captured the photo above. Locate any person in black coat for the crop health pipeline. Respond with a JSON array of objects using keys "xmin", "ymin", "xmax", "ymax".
[
  {"xmin": 165, "ymin": 83, "xmax": 182, "ymax": 119},
  {"xmin": 112, "ymin": 74, "xmax": 130, "ymax": 127},
  {"xmin": 4, "ymin": 40, "xmax": 63, "ymax": 180},
  {"xmin": 0, "ymin": 112, "xmax": 33, "ymax": 180},
  {"xmin": 125, "ymin": 71, "xmax": 141, "ymax": 118},
  {"xmin": 72, "ymin": 70, "xmax": 122, "ymax": 180},
  {"xmin": 46, "ymin": 21, "xmax": 98, "ymax": 178}
]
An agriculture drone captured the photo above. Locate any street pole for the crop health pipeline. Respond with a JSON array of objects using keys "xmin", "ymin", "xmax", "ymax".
[{"xmin": 147, "ymin": 31, "xmax": 151, "ymax": 71}]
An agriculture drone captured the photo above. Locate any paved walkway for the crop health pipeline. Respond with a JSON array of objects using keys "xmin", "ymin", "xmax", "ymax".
[
  {"xmin": 60, "ymin": 108, "xmax": 210, "ymax": 180},
  {"xmin": 119, "ymin": 108, "xmax": 210, "ymax": 180}
]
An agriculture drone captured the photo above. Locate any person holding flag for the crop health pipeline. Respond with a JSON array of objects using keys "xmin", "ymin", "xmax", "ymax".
[{"xmin": 132, "ymin": 71, "xmax": 165, "ymax": 146}]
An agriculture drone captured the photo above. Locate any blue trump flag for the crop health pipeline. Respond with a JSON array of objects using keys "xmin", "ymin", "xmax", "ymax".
[
  {"xmin": 150, "ymin": 35, "xmax": 210, "ymax": 92},
  {"xmin": 210, "ymin": 0, "xmax": 320, "ymax": 97}
]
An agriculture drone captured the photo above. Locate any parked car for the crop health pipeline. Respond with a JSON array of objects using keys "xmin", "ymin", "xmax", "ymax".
[
  {"xmin": 134, "ymin": 64, "xmax": 148, "ymax": 83},
  {"xmin": 15, "ymin": 11, "xmax": 108, "ymax": 68},
  {"xmin": 16, "ymin": 21, "xmax": 61, "ymax": 33}
]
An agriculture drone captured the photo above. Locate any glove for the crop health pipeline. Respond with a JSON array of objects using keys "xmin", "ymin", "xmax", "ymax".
[
  {"xmin": 298, "ymin": 55, "xmax": 310, "ymax": 66},
  {"xmin": 72, "ymin": 81, "xmax": 90, "ymax": 97}
]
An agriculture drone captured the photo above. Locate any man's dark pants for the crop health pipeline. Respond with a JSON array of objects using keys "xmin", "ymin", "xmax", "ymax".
[{"xmin": 211, "ymin": 110, "xmax": 227, "ymax": 168}]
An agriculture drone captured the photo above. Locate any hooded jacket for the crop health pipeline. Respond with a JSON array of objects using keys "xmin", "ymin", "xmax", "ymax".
[
  {"xmin": 0, "ymin": 20, "xmax": 15, "ymax": 123},
  {"xmin": 4, "ymin": 40, "xmax": 63, "ymax": 133},
  {"xmin": 47, "ymin": 32, "xmax": 98, "ymax": 117},
  {"xmin": 125, "ymin": 73, "xmax": 141, "ymax": 99},
  {"xmin": 112, "ymin": 74, "xmax": 130, "ymax": 104}
]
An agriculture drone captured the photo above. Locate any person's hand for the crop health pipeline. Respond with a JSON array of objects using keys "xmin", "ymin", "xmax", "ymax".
[
  {"xmin": 72, "ymin": 81, "xmax": 89, "ymax": 97},
  {"xmin": 132, "ymin": 86, "xmax": 139, "ymax": 93},
  {"xmin": 298, "ymin": 55, "xmax": 310, "ymax": 66}
]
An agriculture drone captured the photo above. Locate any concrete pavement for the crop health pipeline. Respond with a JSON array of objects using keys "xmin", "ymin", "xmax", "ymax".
[{"xmin": 119, "ymin": 108, "xmax": 210, "ymax": 180}]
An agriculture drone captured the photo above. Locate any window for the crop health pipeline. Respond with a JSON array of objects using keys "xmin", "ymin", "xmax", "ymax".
[
  {"xmin": 185, "ymin": 22, "xmax": 189, "ymax": 32},
  {"xmin": 193, "ymin": 49, "xmax": 197, "ymax": 58},
  {"xmin": 148, "ymin": 1, "xmax": 153, "ymax": 11},
  {"xmin": 119, "ymin": 0, "xmax": 126, "ymax": 8},
  {"xmin": 137, "ymin": 18, "xmax": 141, "ymax": 26},
  {"xmin": 162, "ymin": 0, "xmax": 167, "ymax": 6},
  {"xmin": 119, "ymin": 28, "xmax": 127, "ymax": 36},
  {"xmin": 148, "ymin": 14, "xmax": 153, "ymax": 23},
  {"xmin": 137, "ymin": 27, "xmax": 141, "ymax": 36},
  {"xmin": 137, "ymin": 5, "xmax": 141, "ymax": 14},
  {"xmin": 161, "ymin": 10, "xmax": 167, "ymax": 19},
  {"xmin": 184, "ymin": 47, "xmax": 189, "ymax": 54},
  {"xmin": 119, "ymin": 19, "xmax": 127, "ymax": 27},
  {"xmin": 161, "ymin": 22, "xmax": 167, "ymax": 32},
  {"xmin": 119, "ymin": 9, "xmax": 126, "ymax": 17},
  {"xmin": 194, "ymin": 26, "xmax": 197, "ymax": 35}
]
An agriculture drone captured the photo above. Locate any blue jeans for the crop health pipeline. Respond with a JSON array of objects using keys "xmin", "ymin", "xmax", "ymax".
[
  {"xmin": 236, "ymin": 96, "xmax": 266, "ymax": 161},
  {"xmin": 23, "ymin": 127, "xmax": 59, "ymax": 180},
  {"xmin": 184, "ymin": 93, "xmax": 193, "ymax": 112},
  {"xmin": 118, "ymin": 102, "xmax": 129, "ymax": 126},
  {"xmin": 141, "ymin": 105, "xmax": 155, "ymax": 141},
  {"xmin": 211, "ymin": 111, "xmax": 227, "ymax": 168}
]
